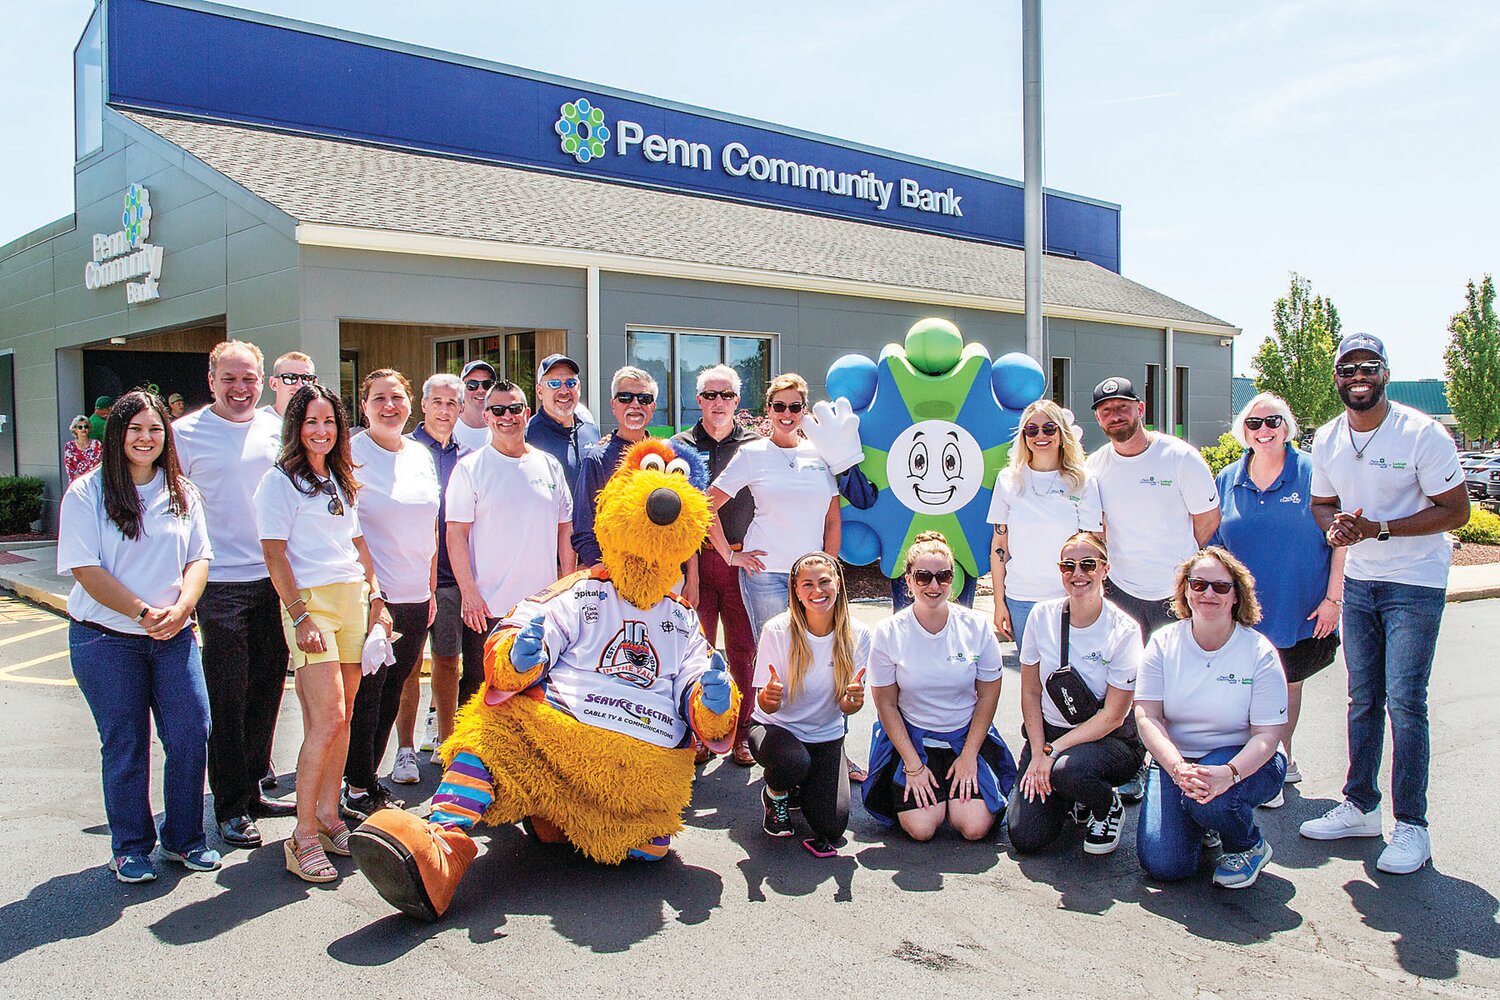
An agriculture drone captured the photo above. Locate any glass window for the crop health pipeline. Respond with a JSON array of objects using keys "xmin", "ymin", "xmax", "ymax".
[
  {"xmin": 1175, "ymin": 366, "xmax": 1189, "ymax": 436},
  {"xmin": 727, "ymin": 336, "xmax": 771, "ymax": 417},
  {"xmin": 1050, "ymin": 357, "xmax": 1070, "ymax": 409},
  {"xmin": 467, "ymin": 336, "xmax": 502, "ymax": 376},
  {"xmin": 676, "ymin": 334, "xmax": 722, "ymax": 429},
  {"xmin": 339, "ymin": 350, "xmax": 360, "ymax": 425},
  {"xmin": 625, "ymin": 331, "xmax": 672, "ymax": 431},
  {"xmin": 1144, "ymin": 363, "xmax": 1160, "ymax": 429},
  {"xmin": 506, "ymin": 332, "xmax": 537, "ymax": 407},
  {"xmin": 74, "ymin": 11, "xmax": 102, "ymax": 159},
  {"xmin": 434, "ymin": 339, "xmax": 465, "ymax": 376}
]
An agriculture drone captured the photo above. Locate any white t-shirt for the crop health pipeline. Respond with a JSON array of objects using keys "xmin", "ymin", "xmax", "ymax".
[
  {"xmin": 711, "ymin": 438, "xmax": 837, "ymax": 574},
  {"xmin": 351, "ymin": 434, "xmax": 441, "ymax": 604},
  {"xmin": 57, "ymin": 469, "xmax": 213, "ymax": 635},
  {"xmin": 868, "ymin": 606, "xmax": 1004, "ymax": 732},
  {"xmin": 751, "ymin": 614, "xmax": 873, "ymax": 743},
  {"xmin": 259, "ymin": 404, "xmax": 284, "ymax": 422},
  {"xmin": 987, "ymin": 468, "xmax": 1104, "ymax": 601},
  {"xmin": 1088, "ymin": 434, "xmax": 1220, "ymax": 600},
  {"xmin": 1311, "ymin": 403, "xmax": 1463, "ymax": 590},
  {"xmin": 453, "ymin": 417, "xmax": 491, "ymax": 453},
  {"xmin": 445, "ymin": 445, "xmax": 572, "ymax": 617},
  {"xmin": 1136, "ymin": 621, "xmax": 1287, "ymax": 757},
  {"xmin": 1018, "ymin": 598, "xmax": 1142, "ymax": 729},
  {"xmin": 173, "ymin": 406, "xmax": 282, "ymax": 582},
  {"xmin": 253, "ymin": 468, "xmax": 364, "ymax": 588}
]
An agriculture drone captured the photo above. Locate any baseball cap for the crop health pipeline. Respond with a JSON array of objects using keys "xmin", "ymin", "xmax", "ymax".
[
  {"xmin": 1335, "ymin": 333, "xmax": 1388, "ymax": 364},
  {"xmin": 536, "ymin": 353, "xmax": 580, "ymax": 379},
  {"xmin": 95, "ymin": 395, "xmax": 114, "ymax": 409},
  {"xmin": 1091, "ymin": 377, "xmax": 1141, "ymax": 410},
  {"xmin": 460, "ymin": 360, "xmax": 497, "ymax": 380},
  {"xmin": 167, "ymin": 393, "xmax": 185, "ymax": 404}
]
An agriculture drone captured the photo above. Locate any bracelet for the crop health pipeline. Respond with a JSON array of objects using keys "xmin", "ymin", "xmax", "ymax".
[
  {"xmin": 285, "ymin": 598, "xmax": 306, "ymax": 613},
  {"xmin": 902, "ymin": 761, "xmax": 927, "ymax": 776},
  {"xmin": 291, "ymin": 612, "xmax": 311, "ymax": 627},
  {"xmin": 1326, "ymin": 597, "xmax": 1343, "ymax": 606},
  {"xmin": 1227, "ymin": 762, "xmax": 1242, "ymax": 783}
]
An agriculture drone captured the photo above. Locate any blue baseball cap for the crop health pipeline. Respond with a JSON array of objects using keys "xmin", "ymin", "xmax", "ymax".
[
  {"xmin": 536, "ymin": 353, "xmax": 580, "ymax": 379},
  {"xmin": 1336, "ymin": 333, "xmax": 1388, "ymax": 364}
]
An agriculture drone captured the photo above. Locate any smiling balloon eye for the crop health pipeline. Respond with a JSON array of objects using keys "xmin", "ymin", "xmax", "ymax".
[
  {"xmin": 639, "ymin": 454, "xmax": 666, "ymax": 472},
  {"xmin": 942, "ymin": 441, "xmax": 962, "ymax": 480},
  {"xmin": 665, "ymin": 457, "xmax": 690, "ymax": 477},
  {"xmin": 908, "ymin": 441, "xmax": 928, "ymax": 479}
]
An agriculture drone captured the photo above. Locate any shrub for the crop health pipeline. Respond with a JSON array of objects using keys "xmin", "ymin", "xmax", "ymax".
[
  {"xmin": 1200, "ymin": 433, "xmax": 1245, "ymax": 476},
  {"xmin": 0, "ymin": 477, "xmax": 44, "ymax": 534},
  {"xmin": 1454, "ymin": 508, "xmax": 1500, "ymax": 546}
]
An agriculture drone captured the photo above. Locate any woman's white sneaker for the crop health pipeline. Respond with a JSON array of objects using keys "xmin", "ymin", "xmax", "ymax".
[
  {"xmin": 1376, "ymin": 822, "xmax": 1431, "ymax": 874},
  {"xmin": 1299, "ymin": 800, "xmax": 1382, "ymax": 840},
  {"xmin": 390, "ymin": 747, "xmax": 421, "ymax": 785}
]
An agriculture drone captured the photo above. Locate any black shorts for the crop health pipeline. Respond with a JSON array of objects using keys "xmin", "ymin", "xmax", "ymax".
[
  {"xmin": 891, "ymin": 746, "xmax": 958, "ymax": 813},
  {"xmin": 1277, "ymin": 633, "xmax": 1340, "ymax": 684}
]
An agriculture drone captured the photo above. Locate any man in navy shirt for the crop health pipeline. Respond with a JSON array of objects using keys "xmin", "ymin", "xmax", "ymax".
[
  {"xmin": 526, "ymin": 353, "xmax": 600, "ymax": 507},
  {"xmin": 573, "ymin": 366, "xmax": 656, "ymax": 567}
]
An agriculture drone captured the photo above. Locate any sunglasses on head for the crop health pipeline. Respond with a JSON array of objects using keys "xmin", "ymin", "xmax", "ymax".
[
  {"xmin": 1057, "ymin": 557, "xmax": 1102, "ymax": 574},
  {"xmin": 487, "ymin": 402, "xmax": 526, "ymax": 416},
  {"xmin": 698, "ymin": 390, "xmax": 737, "ymax": 400},
  {"xmin": 770, "ymin": 401, "xmax": 806, "ymax": 413},
  {"xmin": 1187, "ymin": 577, "xmax": 1234, "ymax": 595},
  {"xmin": 1243, "ymin": 414, "xmax": 1285, "ymax": 430},
  {"xmin": 910, "ymin": 568, "xmax": 954, "ymax": 586},
  {"xmin": 614, "ymin": 391, "xmax": 656, "ymax": 406},
  {"xmin": 543, "ymin": 377, "xmax": 579, "ymax": 390},
  {"xmin": 465, "ymin": 379, "xmax": 496, "ymax": 391},
  {"xmin": 317, "ymin": 478, "xmax": 345, "ymax": 517},
  {"xmin": 1023, "ymin": 421, "xmax": 1060, "ymax": 438},
  {"xmin": 1335, "ymin": 360, "xmax": 1385, "ymax": 379},
  {"xmin": 277, "ymin": 372, "xmax": 317, "ymax": 386}
]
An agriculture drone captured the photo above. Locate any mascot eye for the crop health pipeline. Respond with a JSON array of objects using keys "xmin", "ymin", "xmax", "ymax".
[
  {"xmin": 639, "ymin": 454, "xmax": 666, "ymax": 472},
  {"xmin": 665, "ymin": 458, "xmax": 691, "ymax": 477},
  {"xmin": 907, "ymin": 440, "xmax": 928, "ymax": 480},
  {"xmin": 942, "ymin": 441, "xmax": 962, "ymax": 481}
]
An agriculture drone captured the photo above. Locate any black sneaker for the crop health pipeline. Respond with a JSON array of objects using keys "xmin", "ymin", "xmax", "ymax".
[
  {"xmin": 762, "ymin": 787, "xmax": 795, "ymax": 838},
  {"xmin": 340, "ymin": 782, "xmax": 406, "ymax": 823},
  {"xmin": 1083, "ymin": 792, "xmax": 1124, "ymax": 855},
  {"xmin": 1117, "ymin": 762, "xmax": 1148, "ymax": 804},
  {"xmin": 787, "ymin": 786, "xmax": 803, "ymax": 812}
]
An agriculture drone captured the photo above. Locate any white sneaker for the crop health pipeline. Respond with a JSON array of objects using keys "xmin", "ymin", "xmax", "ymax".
[
  {"xmin": 428, "ymin": 747, "xmax": 445, "ymax": 767},
  {"xmin": 419, "ymin": 710, "xmax": 439, "ymax": 753},
  {"xmin": 1377, "ymin": 822, "xmax": 1431, "ymax": 874},
  {"xmin": 1284, "ymin": 760, "xmax": 1302, "ymax": 784},
  {"xmin": 1260, "ymin": 790, "xmax": 1285, "ymax": 809},
  {"xmin": 1299, "ymin": 799, "xmax": 1382, "ymax": 840},
  {"xmin": 391, "ymin": 746, "xmax": 421, "ymax": 785}
]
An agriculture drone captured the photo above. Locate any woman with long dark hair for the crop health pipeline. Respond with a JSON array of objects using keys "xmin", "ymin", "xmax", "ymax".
[
  {"xmin": 58, "ymin": 390, "xmax": 216, "ymax": 883},
  {"xmin": 255, "ymin": 384, "xmax": 390, "ymax": 882}
]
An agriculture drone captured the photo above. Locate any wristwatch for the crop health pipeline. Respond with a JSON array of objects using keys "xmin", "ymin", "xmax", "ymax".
[
  {"xmin": 1377, "ymin": 520, "xmax": 1391, "ymax": 542},
  {"xmin": 133, "ymin": 605, "xmax": 149, "ymax": 622},
  {"xmin": 1042, "ymin": 743, "xmax": 1055, "ymax": 757}
]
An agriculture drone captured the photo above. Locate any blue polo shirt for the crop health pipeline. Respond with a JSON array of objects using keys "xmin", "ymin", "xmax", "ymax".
[
  {"xmin": 526, "ymin": 408, "xmax": 600, "ymax": 508},
  {"xmin": 1212, "ymin": 445, "xmax": 1335, "ymax": 649},
  {"xmin": 570, "ymin": 433, "xmax": 637, "ymax": 567},
  {"xmin": 409, "ymin": 423, "xmax": 471, "ymax": 588}
]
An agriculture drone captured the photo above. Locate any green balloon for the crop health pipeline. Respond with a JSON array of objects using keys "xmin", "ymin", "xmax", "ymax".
[{"xmin": 904, "ymin": 318, "xmax": 964, "ymax": 375}]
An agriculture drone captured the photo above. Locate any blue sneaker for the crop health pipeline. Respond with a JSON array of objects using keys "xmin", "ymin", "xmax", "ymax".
[
  {"xmin": 1117, "ymin": 762, "xmax": 1148, "ymax": 804},
  {"xmin": 161, "ymin": 846, "xmax": 223, "ymax": 872},
  {"xmin": 1212, "ymin": 838, "xmax": 1273, "ymax": 889},
  {"xmin": 108, "ymin": 854, "xmax": 157, "ymax": 883}
]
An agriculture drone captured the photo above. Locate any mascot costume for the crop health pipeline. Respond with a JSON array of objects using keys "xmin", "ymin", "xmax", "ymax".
[{"xmin": 350, "ymin": 438, "xmax": 741, "ymax": 920}]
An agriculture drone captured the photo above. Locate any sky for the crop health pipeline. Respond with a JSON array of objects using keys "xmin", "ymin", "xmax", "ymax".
[{"xmin": 4, "ymin": 0, "xmax": 1497, "ymax": 379}]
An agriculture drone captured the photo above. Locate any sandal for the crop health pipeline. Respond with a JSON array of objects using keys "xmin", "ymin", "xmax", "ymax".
[
  {"xmin": 318, "ymin": 822, "xmax": 352, "ymax": 857},
  {"xmin": 846, "ymin": 755, "xmax": 869, "ymax": 783},
  {"xmin": 284, "ymin": 835, "xmax": 338, "ymax": 883}
]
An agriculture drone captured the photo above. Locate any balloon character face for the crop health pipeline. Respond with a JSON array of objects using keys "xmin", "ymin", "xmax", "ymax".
[{"xmin": 825, "ymin": 319, "xmax": 1046, "ymax": 590}]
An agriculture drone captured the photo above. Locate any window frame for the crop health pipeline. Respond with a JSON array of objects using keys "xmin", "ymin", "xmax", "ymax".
[{"xmin": 623, "ymin": 325, "xmax": 779, "ymax": 432}]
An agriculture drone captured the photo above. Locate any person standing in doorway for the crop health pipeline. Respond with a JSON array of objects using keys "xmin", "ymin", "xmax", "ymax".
[
  {"xmin": 526, "ymin": 353, "xmax": 600, "ymax": 508},
  {"xmin": 572, "ymin": 366, "xmax": 657, "ymax": 568},
  {"xmin": 167, "ymin": 393, "xmax": 187, "ymax": 420},
  {"xmin": 452, "ymin": 360, "xmax": 497, "ymax": 452},
  {"xmin": 1299, "ymin": 333, "xmax": 1469, "ymax": 875},
  {"xmin": 64, "ymin": 415, "xmax": 103, "ymax": 483},
  {"xmin": 173, "ymin": 340, "xmax": 294, "ymax": 850},
  {"xmin": 262, "ymin": 351, "xmax": 317, "ymax": 421},
  {"xmin": 88, "ymin": 396, "xmax": 113, "ymax": 441}
]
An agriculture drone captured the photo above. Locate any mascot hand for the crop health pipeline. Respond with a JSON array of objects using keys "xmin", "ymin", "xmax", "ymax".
[
  {"xmin": 698, "ymin": 653, "xmax": 733, "ymax": 715},
  {"xmin": 802, "ymin": 398, "xmax": 864, "ymax": 474},
  {"xmin": 508, "ymin": 615, "xmax": 548, "ymax": 671}
]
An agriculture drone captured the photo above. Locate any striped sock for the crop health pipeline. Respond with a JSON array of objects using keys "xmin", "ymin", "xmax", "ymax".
[{"xmin": 430, "ymin": 751, "xmax": 494, "ymax": 831}]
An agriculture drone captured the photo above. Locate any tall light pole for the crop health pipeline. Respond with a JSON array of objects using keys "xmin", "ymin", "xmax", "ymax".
[{"xmin": 1022, "ymin": 0, "xmax": 1045, "ymax": 364}]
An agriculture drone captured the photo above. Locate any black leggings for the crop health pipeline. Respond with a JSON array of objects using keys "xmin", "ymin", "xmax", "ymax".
[
  {"xmin": 345, "ymin": 601, "xmax": 429, "ymax": 788},
  {"xmin": 749, "ymin": 723, "xmax": 849, "ymax": 843},
  {"xmin": 1007, "ymin": 721, "xmax": 1143, "ymax": 854}
]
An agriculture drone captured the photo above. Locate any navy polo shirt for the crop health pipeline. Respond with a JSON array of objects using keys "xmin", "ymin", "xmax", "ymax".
[
  {"xmin": 409, "ymin": 423, "xmax": 470, "ymax": 589},
  {"xmin": 1212, "ymin": 445, "xmax": 1335, "ymax": 649},
  {"xmin": 570, "ymin": 433, "xmax": 636, "ymax": 567},
  {"xmin": 526, "ymin": 408, "xmax": 601, "ymax": 508}
]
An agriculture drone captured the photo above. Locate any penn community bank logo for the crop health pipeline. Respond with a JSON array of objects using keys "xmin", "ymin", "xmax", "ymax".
[
  {"xmin": 555, "ymin": 99, "xmax": 611, "ymax": 164},
  {"xmin": 121, "ymin": 183, "xmax": 152, "ymax": 247}
]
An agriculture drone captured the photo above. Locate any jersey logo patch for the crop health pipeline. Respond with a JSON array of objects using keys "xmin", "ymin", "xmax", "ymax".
[{"xmin": 599, "ymin": 621, "xmax": 660, "ymax": 688}]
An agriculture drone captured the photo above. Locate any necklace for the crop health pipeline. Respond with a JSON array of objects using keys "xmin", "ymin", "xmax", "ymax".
[
  {"xmin": 773, "ymin": 440, "xmax": 799, "ymax": 469},
  {"xmin": 1347, "ymin": 406, "xmax": 1390, "ymax": 461},
  {"xmin": 1028, "ymin": 467, "xmax": 1060, "ymax": 498}
]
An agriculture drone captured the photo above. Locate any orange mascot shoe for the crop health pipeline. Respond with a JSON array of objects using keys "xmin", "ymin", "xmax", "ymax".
[{"xmin": 349, "ymin": 808, "xmax": 479, "ymax": 921}]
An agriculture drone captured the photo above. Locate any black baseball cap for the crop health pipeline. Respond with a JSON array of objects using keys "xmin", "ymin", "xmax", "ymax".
[
  {"xmin": 1091, "ymin": 376, "xmax": 1142, "ymax": 409},
  {"xmin": 460, "ymin": 360, "xmax": 497, "ymax": 380},
  {"xmin": 1335, "ymin": 333, "xmax": 1388, "ymax": 364},
  {"xmin": 536, "ymin": 353, "xmax": 580, "ymax": 379}
]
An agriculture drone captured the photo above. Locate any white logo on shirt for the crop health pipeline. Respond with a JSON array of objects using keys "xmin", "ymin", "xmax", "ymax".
[{"xmin": 1280, "ymin": 492, "xmax": 1302, "ymax": 504}]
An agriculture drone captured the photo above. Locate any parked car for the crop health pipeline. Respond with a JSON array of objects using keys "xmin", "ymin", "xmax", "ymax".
[
  {"xmin": 1464, "ymin": 456, "xmax": 1500, "ymax": 498},
  {"xmin": 1488, "ymin": 468, "xmax": 1500, "ymax": 502}
]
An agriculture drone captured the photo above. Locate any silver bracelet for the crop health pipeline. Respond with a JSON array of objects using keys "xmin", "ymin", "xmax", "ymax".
[{"xmin": 291, "ymin": 611, "xmax": 311, "ymax": 627}]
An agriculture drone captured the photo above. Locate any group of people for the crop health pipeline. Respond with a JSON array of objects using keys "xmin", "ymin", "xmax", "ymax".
[{"xmin": 60, "ymin": 329, "xmax": 1463, "ymax": 892}]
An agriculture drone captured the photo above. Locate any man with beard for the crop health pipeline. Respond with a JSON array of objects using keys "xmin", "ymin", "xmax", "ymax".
[
  {"xmin": 1300, "ymin": 334, "xmax": 1467, "ymax": 875},
  {"xmin": 526, "ymin": 353, "xmax": 600, "ymax": 507}
]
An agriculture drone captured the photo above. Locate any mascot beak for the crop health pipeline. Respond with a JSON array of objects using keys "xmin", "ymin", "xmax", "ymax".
[{"xmin": 645, "ymin": 486, "xmax": 682, "ymax": 526}]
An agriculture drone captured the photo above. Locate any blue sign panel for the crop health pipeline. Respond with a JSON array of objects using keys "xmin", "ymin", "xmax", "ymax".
[{"xmin": 104, "ymin": 0, "xmax": 1121, "ymax": 272}]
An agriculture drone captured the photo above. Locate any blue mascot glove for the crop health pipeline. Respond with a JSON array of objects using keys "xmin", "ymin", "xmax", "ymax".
[
  {"xmin": 509, "ymin": 614, "xmax": 548, "ymax": 671},
  {"xmin": 698, "ymin": 652, "xmax": 733, "ymax": 715}
]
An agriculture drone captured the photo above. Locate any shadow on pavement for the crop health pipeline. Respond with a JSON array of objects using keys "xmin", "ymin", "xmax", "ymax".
[
  {"xmin": 1345, "ymin": 864, "xmax": 1500, "ymax": 980},
  {"xmin": 149, "ymin": 837, "xmax": 339, "ymax": 944},
  {"xmin": 0, "ymin": 864, "xmax": 188, "ymax": 963}
]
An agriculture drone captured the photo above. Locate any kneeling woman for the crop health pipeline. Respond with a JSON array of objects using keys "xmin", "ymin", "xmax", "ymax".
[
  {"xmin": 751, "ymin": 552, "xmax": 872, "ymax": 857},
  {"xmin": 863, "ymin": 532, "xmax": 1016, "ymax": 841},
  {"xmin": 1010, "ymin": 532, "xmax": 1145, "ymax": 856},
  {"xmin": 1135, "ymin": 547, "xmax": 1287, "ymax": 889}
]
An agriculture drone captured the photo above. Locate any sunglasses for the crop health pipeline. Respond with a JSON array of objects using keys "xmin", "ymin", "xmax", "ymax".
[
  {"xmin": 1335, "ymin": 360, "xmax": 1385, "ymax": 379},
  {"xmin": 614, "ymin": 391, "xmax": 656, "ymax": 406},
  {"xmin": 487, "ymin": 403, "xmax": 526, "ymax": 416},
  {"xmin": 770, "ymin": 401, "xmax": 806, "ymax": 413},
  {"xmin": 1243, "ymin": 415, "xmax": 1285, "ymax": 430},
  {"xmin": 1186, "ymin": 577, "xmax": 1234, "ymax": 595},
  {"xmin": 1023, "ymin": 422, "xmax": 1060, "ymax": 438},
  {"xmin": 698, "ymin": 390, "xmax": 738, "ymax": 400},
  {"xmin": 317, "ymin": 478, "xmax": 345, "ymax": 517},
  {"xmin": 543, "ymin": 377, "xmax": 580, "ymax": 390},
  {"xmin": 1057, "ymin": 558, "xmax": 1102, "ymax": 574},
  {"xmin": 465, "ymin": 379, "xmax": 496, "ymax": 391},
  {"xmin": 277, "ymin": 372, "xmax": 318, "ymax": 386},
  {"xmin": 909, "ymin": 568, "xmax": 954, "ymax": 586}
]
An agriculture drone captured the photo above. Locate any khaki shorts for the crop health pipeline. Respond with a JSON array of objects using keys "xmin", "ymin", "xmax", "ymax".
[{"xmin": 281, "ymin": 581, "xmax": 368, "ymax": 668}]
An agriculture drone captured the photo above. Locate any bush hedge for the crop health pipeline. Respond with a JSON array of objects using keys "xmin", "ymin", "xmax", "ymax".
[
  {"xmin": 0, "ymin": 477, "xmax": 44, "ymax": 535},
  {"xmin": 1455, "ymin": 508, "xmax": 1500, "ymax": 546},
  {"xmin": 1200, "ymin": 433, "xmax": 1245, "ymax": 476}
]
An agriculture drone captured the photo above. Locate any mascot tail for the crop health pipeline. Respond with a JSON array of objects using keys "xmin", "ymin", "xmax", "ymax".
[{"xmin": 349, "ymin": 809, "xmax": 478, "ymax": 921}]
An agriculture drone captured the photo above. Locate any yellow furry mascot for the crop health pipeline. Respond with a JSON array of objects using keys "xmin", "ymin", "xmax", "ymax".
[{"xmin": 349, "ymin": 438, "xmax": 740, "ymax": 920}]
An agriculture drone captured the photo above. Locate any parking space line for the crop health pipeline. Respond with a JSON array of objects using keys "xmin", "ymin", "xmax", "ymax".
[
  {"xmin": 0, "ymin": 650, "xmax": 72, "ymax": 685},
  {"xmin": 0, "ymin": 623, "xmax": 67, "ymax": 646}
]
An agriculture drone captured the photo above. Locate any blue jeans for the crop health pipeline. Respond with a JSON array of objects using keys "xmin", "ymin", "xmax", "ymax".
[
  {"xmin": 890, "ymin": 572, "xmax": 979, "ymax": 612},
  {"xmin": 70, "ymin": 623, "xmax": 212, "ymax": 857},
  {"xmin": 1341, "ymin": 577, "xmax": 1445, "ymax": 826},
  {"xmin": 1005, "ymin": 597, "xmax": 1037, "ymax": 651},
  {"xmin": 1136, "ymin": 746, "xmax": 1286, "ymax": 881},
  {"xmin": 739, "ymin": 570, "xmax": 790, "ymax": 645}
]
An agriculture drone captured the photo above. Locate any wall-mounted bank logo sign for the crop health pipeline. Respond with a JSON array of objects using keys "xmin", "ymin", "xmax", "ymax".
[
  {"xmin": 552, "ymin": 97, "xmax": 965, "ymax": 219},
  {"xmin": 84, "ymin": 183, "xmax": 163, "ymax": 304}
]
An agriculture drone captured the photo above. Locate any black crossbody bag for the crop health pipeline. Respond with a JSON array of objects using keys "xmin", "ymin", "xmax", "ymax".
[{"xmin": 1044, "ymin": 607, "xmax": 1104, "ymax": 726}]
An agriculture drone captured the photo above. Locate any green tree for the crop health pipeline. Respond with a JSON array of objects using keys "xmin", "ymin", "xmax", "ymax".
[
  {"xmin": 1443, "ymin": 274, "xmax": 1500, "ymax": 444},
  {"xmin": 1252, "ymin": 273, "xmax": 1342, "ymax": 432}
]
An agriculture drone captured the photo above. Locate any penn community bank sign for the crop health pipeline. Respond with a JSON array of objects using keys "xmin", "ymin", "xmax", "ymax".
[{"xmin": 84, "ymin": 183, "xmax": 164, "ymax": 304}]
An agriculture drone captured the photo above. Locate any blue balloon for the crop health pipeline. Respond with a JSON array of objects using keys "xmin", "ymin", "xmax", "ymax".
[
  {"xmin": 992, "ymin": 352, "xmax": 1047, "ymax": 410},
  {"xmin": 825, "ymin": 354, "xmax": 880, "ymax": 410}
]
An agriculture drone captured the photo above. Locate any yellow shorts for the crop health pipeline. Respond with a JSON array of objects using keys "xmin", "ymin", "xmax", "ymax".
[{"xmin": 281, "ymin": 581, "xmax": 368, "ymax": 669}]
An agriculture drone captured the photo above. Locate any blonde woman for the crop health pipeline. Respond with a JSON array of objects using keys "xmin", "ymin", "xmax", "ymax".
[
  {"xmin": 988, "ymin": 400, "xmax": 1103, "ymax": 649},
  {"xmin": 751, "ymin": 551, "xmax": 872, "ymax": 856},
  {"xmin": 65, "ymin": 414, "xmax": 104, "ymax": 483}
]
